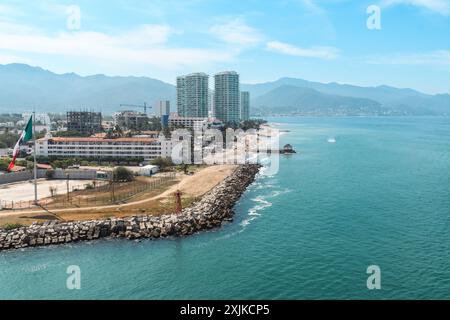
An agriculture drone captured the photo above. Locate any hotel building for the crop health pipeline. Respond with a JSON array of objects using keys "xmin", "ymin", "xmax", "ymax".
[
  {"xmin": 176, "ymin": 73, "xmax": 209, "ymax": 118},
  {"xmin": 214, "ymin": 71, "xmax": 240, "ymax": 124},
  {"xmin": 36, "ymin": 136, "xmax": 173, "ymax": 161}
]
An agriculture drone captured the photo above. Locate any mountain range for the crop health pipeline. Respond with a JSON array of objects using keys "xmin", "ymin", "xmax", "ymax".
[
  {"xmin": 0, "ymin": 63, "xmax": 449, "ymax": 116},
  {"xmin": 0, "ymin": 64, "xmax": 176, "ymax": 114}
]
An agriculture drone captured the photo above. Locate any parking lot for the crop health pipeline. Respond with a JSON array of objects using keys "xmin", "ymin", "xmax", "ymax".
[{"xmin": 0, "ymin": 179, "xmax": 93, "ymax": 202}]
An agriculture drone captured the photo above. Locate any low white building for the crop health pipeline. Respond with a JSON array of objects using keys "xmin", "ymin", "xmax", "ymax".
[
  {"xmin": 168, "ymin": 116, "xmax": 223, "ymax": 131},
  {"xmin": 169, "ymin": 116, "xmax": 208, "ymax": 130},
  {"xmin": 139, "ymin": 165, "xmax": 159, "ymax": 176},
  {"xmin": 36, "ymin": 135, "xmax": 173, "ymax": 161}
]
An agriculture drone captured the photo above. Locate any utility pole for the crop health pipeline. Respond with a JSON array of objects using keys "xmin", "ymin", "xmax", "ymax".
[
  {"xmin": 66, "ymin": 173, "xmax": 70, "ymax": 202},
  {"xmin": 110, "ymin": 172, "xmax": 115, "ymax": 202},
  {"xmin": 33, "ymin": 111, "xmax": 38, "ymax": 205}
]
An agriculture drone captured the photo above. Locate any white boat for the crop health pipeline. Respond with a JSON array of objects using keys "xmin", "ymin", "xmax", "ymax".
[{"xmin": 327, "ymin": 137, "xmax": 336, "ymax": 143}]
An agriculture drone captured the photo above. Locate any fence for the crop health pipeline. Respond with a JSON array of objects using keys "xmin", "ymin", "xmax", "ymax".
[{"xmin": 0, "ymin": 172, "xmax": 177, "ymax": 210}]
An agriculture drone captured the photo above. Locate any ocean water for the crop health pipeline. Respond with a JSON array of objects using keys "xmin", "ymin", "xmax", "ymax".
[{"xmin": 1, "ymin": 117, "xmax": 450, "ymax": 299}]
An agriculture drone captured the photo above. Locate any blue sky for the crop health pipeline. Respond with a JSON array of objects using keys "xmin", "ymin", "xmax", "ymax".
[{"xmin": 0, "ymin": 0, "xmax": 449, "ymax": 93}]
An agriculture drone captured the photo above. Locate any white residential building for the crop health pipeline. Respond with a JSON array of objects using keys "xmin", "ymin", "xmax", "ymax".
[
  {"xmin": 154, "ymin": 100, "xmax": 171, "ymax": 117},
  {"xmin": 36, "ymin": 136, "xmax": 173, "ymax": 160},
  {"xmin": 169, "ymin": 116, "xmax": 208, "ymax": 130}
]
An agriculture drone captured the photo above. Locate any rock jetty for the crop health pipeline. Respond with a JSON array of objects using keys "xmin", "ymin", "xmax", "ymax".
[{"xmin": 0, "ymin": 164, "xmax": 261, "ymax": 251}]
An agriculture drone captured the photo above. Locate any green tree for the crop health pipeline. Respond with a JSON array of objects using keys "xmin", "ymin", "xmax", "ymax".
[
  {"xmin": 113, "ymin": 166, "xmax": 134, "ymax": 182},
  {"xmin": 0, "ymin": 132, "xmax": 20, "ymax": 148},
  {"xmin": 150, "ymin": 157, "xmax": 174, "ymax": 170}
]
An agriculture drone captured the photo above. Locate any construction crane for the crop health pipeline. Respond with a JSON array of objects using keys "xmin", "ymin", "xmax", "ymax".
[{"xmin": 119, "ymin": 102, "xmax": 150, "ymax": 114}]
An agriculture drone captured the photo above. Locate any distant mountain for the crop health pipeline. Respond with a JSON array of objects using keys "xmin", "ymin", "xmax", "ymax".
[
  {"xmin": 251, "ymin": 85, "xmax": 387, "ymax": 116},
  {"xmin": 243, "ymin": 77, "xmax": 450, "ymax": 115},
  {"xmin": 0, "ymin": 64, "xmax": 176, "ymax": 114},
  {"xmin": 1, "ymin": 64, "xmax": 449, "ymax": 116}
]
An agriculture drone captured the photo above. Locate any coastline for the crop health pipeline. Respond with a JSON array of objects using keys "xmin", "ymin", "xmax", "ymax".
[{"xmin": 0, "ymin": 164, "xmax": 261, "ymax": 251}]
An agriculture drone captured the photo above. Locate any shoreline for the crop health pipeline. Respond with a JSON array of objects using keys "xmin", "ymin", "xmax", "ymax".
[{"xmin": 0, "ymin": 164, "xmax": 261, "ymax": 252}]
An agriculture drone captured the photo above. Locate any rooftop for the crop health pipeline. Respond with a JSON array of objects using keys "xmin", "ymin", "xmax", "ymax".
[{"xmin": 38, "ymin": 137, "xmax": 158, "ymax": 143}]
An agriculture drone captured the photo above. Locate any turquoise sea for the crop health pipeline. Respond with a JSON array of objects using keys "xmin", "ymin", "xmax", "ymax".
[{"xmin": 1, "ymin": 117, "xmax": 450, "ymax": 299}]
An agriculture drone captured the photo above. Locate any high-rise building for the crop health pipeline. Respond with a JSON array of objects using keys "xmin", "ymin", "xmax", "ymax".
[
  {"xmin": 214, "ymin": 71, "xmax": 240, "ymax": 124},
  {"xmin": 208, "ymin": 89, "xmax": 215, "ymax": 118},
  {"xmin": 176, "ymin": 73, "xmax": 209, "ymax": 118},
  {"xmin": 67, "ymin": 111, "xmax": 102, "ymax": 135},
  {"xmin": 240, "ymin": 91, "xmax": 250, "ymax": 121},
  {"xmin": 154, "ymin": 100, "xmax": 170, "ymax": 117}
]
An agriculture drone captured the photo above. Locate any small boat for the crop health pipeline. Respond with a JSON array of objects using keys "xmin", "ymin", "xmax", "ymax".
[{"xmin": 327, "ymin": 137, "xmax": 336, "ymax": 143}]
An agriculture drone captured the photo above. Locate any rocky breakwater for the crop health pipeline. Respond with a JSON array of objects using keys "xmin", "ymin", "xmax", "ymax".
[{"xmin": 0, "ymin": 164, "xmax": 261, "ymax": 251}]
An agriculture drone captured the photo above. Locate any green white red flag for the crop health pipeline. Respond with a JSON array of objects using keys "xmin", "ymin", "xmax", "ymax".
[{"xmin": 7, "ymin": 116, "xmax": 33, "ymax": 172}]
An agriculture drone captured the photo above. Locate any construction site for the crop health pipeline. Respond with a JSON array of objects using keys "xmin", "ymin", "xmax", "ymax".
[{"xmin": 0, "ymin": 165, "xmax": 237, "ymax": 228}]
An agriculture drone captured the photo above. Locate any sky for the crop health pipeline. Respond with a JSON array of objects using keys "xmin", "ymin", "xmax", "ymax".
[{"xmin": 0, "ymin": 0, "xmax": 449, "ymax": 94}]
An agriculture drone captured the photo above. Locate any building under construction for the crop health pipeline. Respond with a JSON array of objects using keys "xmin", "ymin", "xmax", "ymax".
[{"xmin": 67, "ymin": 111, "xmax": 102, "ymax": 135}]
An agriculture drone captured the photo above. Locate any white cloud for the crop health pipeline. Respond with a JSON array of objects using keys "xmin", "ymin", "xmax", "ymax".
[
  {"xmin": 366, "ymin": 50, "xmax": 450, "ymax": 66},
  {"xmin": 266, "ymin": 41, "xmax": 339, "ymax": 59},
  {"xmin": 209, "ymin": 18, "xmax": 263, "ymax": 45},
  {"xmin": 0, "ymin": 23, "xmax": 235, "ymax": 69},
  {"xmin": 0, "ymin": 53, "xmax": 30, "ymax": 64},
  {"xmin": 299, "ymin": 0, "xmax": 325, "ymax": 14},
  {"xmin": 381, "ymin": 0, "xmax": 450, "ymax": 15},
  {"xmin": 0, "ymin": 4, "xmax": 22, "ymax": 16}
]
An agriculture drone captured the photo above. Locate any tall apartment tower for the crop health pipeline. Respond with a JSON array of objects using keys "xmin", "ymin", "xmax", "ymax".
[
  {"xmin": 214, "ymin": 71, "xmax": 240, "ymax": 124},
  {"xmin": 240, "ymin": 91, "xmax": 250, "ymax": 121},
  {"xmin": 176, "ymin": 73, "xmax": 209, "ymax": 118},
  {"xmin": 154, "ymin": 100, "xmax": 170, "ymax": 117}
]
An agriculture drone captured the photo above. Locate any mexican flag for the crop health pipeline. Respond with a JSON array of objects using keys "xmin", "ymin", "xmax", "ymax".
[{"xmin": 7, "ymin": 116, "xmax": 33, "ymax": 172}]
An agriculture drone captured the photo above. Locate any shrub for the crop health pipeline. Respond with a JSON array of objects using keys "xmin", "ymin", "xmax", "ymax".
[
  {"xmin": 150, "ymin": 157, "xmax": 174, "ymax": 170},
  {"xmin": 45, "ymin": 169, "xmax": 55, "ymax": 179},
  {"xmin": 113, "ymin": 167, "xmax": 134, "ymax": 182},
  {"xmin": 3, "ymin": 223, "xmax": 24, "ymax": 231}
]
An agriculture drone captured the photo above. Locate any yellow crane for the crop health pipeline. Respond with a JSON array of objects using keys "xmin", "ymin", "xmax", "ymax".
[{"xmin": 119, "ymin": 102, "xmax": 150, "ymax": 114}]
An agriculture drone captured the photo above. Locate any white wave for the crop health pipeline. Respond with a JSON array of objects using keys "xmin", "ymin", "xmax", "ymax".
[{"xmin": 239, "ymin": 196, "xmax": 273, "ymax": 228}]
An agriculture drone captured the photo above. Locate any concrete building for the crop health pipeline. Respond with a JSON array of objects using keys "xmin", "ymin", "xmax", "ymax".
[
  {"xmin": 113, "ymin": 111, "xmax": 149, "ymax": 131},
  {"xmin": 240, "ymin": 91, "xmax": 250, "ymax": 121},
  {"xmin": 176, "ymin": 73, "xmax": 209, "ymax": 118},
  {"xmin": 169, "ymin": 116, "xmax": 208, "ymax": 130},
  {"xmin": 208, "ymin": 90, "xmax": 215, "ymax": 117},
  {"xmin": 36, "ymin": 136, "xmax": 173, "ymax": 161},
  {"xmin": 168, "ymin": 115, "xmax": 223, "ymax": 131},
  {"xmin": 214, "ymin": 71, "xmax": 240, "ymax": 124},
  {"xmin": 67, "ymin": 111, "xmax": 102, "ymax": 135},
  {"xmin": 154, "ymin": 100, "xmax": 171, "ymax": 117}
]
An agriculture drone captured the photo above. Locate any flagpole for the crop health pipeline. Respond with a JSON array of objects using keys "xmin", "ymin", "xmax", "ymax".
[{"xmin": 33, "ymin": 111, "xmax": 37, "ymax": 205}]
